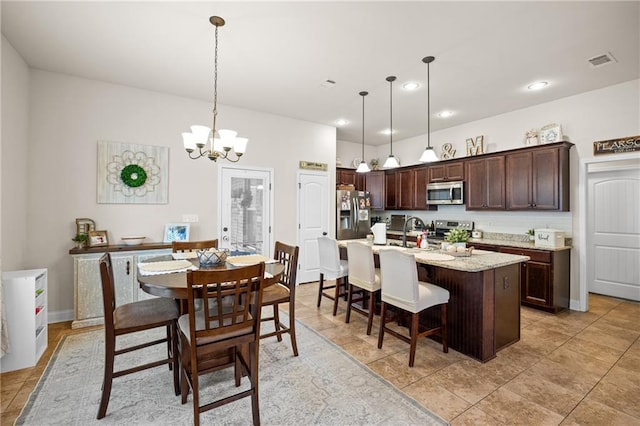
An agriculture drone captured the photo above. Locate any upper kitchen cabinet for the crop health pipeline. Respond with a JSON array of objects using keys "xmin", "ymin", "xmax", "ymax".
[
  {"xmin": 397, "ymin": 168, "xmax": 414, "ymax": 209},
  {"xmin": 505, "ymin": 142, "xmax": 572, "ymax": 211},
  {"xmin": 428, "ymin": 161, "xmax": 465, "ymax": 183},
  {"xmin": 384, "ymin": 170, "xmax": 398, "ymax": 209},
  {"xmin": 466, "ymin": 155, "xmax": 506, "ymax": 210},
  {"xmin": 365, "ymin": 170, "xmax": 385, "ymax": 210},
  {"xmin": 336, "ymin": 167, "xmax": 365, "ymax": 191}
]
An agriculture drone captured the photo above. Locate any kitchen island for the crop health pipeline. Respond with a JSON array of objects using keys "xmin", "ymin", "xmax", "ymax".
[{"xmin": 337, "ymin": 241, "xmax": 529, "ymax": 362}]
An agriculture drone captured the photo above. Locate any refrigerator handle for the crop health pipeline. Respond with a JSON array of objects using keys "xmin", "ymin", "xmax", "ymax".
[{"xmin": 352, "ymin": 196, "xmax": 358, "ymax": 234}]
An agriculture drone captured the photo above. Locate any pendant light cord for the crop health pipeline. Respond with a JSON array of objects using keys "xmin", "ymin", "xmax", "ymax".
[
  {"xmin": 360, "ymin": 91, "xmax": 368, "ymax": 160},
  {"xmin": 422, "ymin": 56, "xmax": 435, "ymax": 150}
]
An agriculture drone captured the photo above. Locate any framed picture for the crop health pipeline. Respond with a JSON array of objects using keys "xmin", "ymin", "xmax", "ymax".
[
  {"xmin": 540, "ymin": 123, "xmax": 563, "ymax": 144},
  {"xmin": 164, "ymin": 223, "xmax": 190, "ymax": 243},
  {"xmin": 88, "ymin": 230, "xmax": 109, "ymax": 247}
]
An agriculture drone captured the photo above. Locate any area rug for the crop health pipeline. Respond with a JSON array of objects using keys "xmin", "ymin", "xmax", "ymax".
[{"xmin": 17, "ymin": 315, "xmax": 446, "ymax": 425}]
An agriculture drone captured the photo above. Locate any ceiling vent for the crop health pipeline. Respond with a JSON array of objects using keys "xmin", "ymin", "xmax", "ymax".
[
  {"xmin": 588, "ymin": 52, "xmax": 617, "ymax": 68},
  {"xmin": 320, "ymin": 79, "xmax": 336, "ymax": 89}
]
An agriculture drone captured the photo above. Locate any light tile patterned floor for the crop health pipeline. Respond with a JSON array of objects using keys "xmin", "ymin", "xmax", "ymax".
[{"xmin": 1, "ymin": 287, "xmax": 638, "ymax": 425}]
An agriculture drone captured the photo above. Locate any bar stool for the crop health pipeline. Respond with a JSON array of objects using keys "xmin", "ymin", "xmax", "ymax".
[
  {"xmin": 317, "ymin": 236, "xmax": 349, "ymax": 316},
  {"xmin": 346, "ymin": 242, "xmax": 381, "ymax": 335}
]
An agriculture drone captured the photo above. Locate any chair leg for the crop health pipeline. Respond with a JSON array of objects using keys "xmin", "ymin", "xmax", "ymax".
[
  {"xmin": 332, "ymin": 277, "xmax": 341, "ymax": 316},
  {"xmin": 409, "ymin": 312, "xmax": 419, "ymax": 367},
  {"xmin": 441, "ymin": 303, "xmax": 448, "ymax": 353},
  {"xmin": 289, "ymin": 303, "xmax": 299, "ymax": 357},
  {"xmin": 317, "ymin": 273, "xmax": 325, "ymax": 308},
  {"xmin": 97, "ymin": 336, "xmax": 115, "ymax": 419},
  {"xmin": 171, "ymin": 322, "xmax": 180, "ymax": 396},
  {"xmin": 366, "ymin": 290, "xmax": 376, "ymax": 335},
  {"xmin": 273, "ymin": 305, "xmax": 283, "ymax": 342},
  {"xmin": 377, "ymin": 302, "xmax": 387, "ymax": 349},
  {"xmin": 345, "ymin": 283, "xmax": 354, "ymax": 323}
]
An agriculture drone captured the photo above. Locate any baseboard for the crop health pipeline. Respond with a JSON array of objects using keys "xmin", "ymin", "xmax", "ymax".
[
  {"xmin": 569, "ymin": 298, "xmax": 585, "ymax": 312},
  {"xmin": 47, "ymin": 309, "xmax": 74, "ymax": 324}
]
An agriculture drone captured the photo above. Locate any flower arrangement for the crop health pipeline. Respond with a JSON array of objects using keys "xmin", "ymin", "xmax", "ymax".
[
  {"xmin": 445, "ymin": 228, "xmax": 469, "ymax": 243},
  {"xmin": 526, "ymin": 229, "xmax": 535, "ymax": 241},
  {"xmin": 369, "ymin": 158, "xmax": 379, "ymax": 170},
  {"xmin": 72, "ymin": 233, "xmax": 88, "ymax": 248}
]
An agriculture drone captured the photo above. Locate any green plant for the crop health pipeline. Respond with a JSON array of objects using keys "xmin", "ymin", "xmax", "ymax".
[
  {"xmin": 526, "ymin": 229, "xmax": 535, "ymax": 236},
  {"xmin": 72, "ymin": 233, "xmax": 88, "ymax": 243},
  {"xmin": 445, "ymin": 228, "xmax": 469, "ymax": 243}
]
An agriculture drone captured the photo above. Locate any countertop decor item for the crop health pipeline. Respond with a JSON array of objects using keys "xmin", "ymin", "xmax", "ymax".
[
  {"xmin": 196, "ymin": 248, "xmax": 229, "ymax": 266},
  {"xmin": 540, "ymin": 123, "xmax": 563, "ymax": 143},
  {"xmin": 526, "ymin": 228, "xmax": 535, "ymax": 241},
  {"xmin": 445, "ymin": 228, "xmax": 469, "ymax": 243},
  {"xmin": 356, "ymin": 91, "xmax": 370, "ymax": 173},
  {"xmin": 121, "ymin": 236, "xmax": 146, "ymax": 246},
  {"xmin": 181, "ymin": 16, "xmax": 248, "ymax": 163},
  {"xmin": 419, "ymin": 56, "xmax": 439, "ymax": 163},
  {"xmin": 72, "ymin": 233, "xmax": 88, "ymax": 249},
  {"xmin": 382, "ymin": 76, "xmax": 400, "ymax": 169}
]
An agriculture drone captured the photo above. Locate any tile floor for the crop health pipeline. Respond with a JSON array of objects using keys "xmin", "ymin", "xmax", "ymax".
[{"xmin": 1, "ymin": 287, "xmax": 638, "ymax": 425}]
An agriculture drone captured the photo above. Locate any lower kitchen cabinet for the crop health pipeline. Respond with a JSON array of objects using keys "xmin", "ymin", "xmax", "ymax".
[
  {"xmin": 499, "ymin": 246, "xmax": 570, "ymax": 313},
  {"xmin": 71, "ymin": 246, "xmax": 171, "ymax": 328}
]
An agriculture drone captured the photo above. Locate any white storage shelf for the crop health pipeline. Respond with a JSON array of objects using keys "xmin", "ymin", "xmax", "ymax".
[{"xmin": 1, "ymin": 269, "xmax": 48, "ymax": 373}]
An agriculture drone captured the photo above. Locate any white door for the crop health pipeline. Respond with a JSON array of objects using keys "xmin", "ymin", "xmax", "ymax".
[
  {"xmin": 586, "ymin": 158, "xmax": 640, "ymax": 301},
  {"xmin": 219, "ymin": 166, "xmax": 273, "ymax": 257},
  {"xmin": 297, "ymin": 170, "xmax": 330, "ymax": 283}
]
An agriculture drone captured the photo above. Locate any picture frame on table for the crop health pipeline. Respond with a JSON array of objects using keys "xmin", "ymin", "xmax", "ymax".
[
  {"xmin": 88, "ymin": 230, "xmax": 109, "ymax": 247},
  {"xmin": 164, "ymin": 223, "xmax": 190, "ymax": 243},
  {"xmin": 540, "ymin": 123, "xmax": 563, "ymax": 144}
]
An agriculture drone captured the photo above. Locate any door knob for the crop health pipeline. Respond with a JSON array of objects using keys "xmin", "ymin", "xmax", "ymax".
[
  {"xmin": 322, "ymin": 232, "xmax": 328, "ymax": 236},
  {"xmin": 223, "ymin": 227, "xmax": 228, "ymax": 231}
]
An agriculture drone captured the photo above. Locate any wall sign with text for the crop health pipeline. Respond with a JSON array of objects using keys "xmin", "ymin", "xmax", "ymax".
[{"xmin": 593, "ymin": 135, "xmax": 640, "ymax": 155}]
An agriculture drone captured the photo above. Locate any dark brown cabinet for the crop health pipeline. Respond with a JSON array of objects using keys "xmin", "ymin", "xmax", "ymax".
[
  {"xmin": 466, "ymin": 156, "xmax": 506, "ymax": 210},
  {"xmin": 499, "ymin": 246, "xmax": 570, "ymax": 313},
  {"xmin": 336, "ymin": 168, "xmax": 365, "ymax": 191},
  {"xmin": 384, "ymin": 171, "xmax": 397, "ymax": 209},
  {"xmin": 428, "ymin": 161, "xmax": 464, "ymax": 183},
  {"xmin": 365, "ymin": 171, "xmax": 385, "ymax": 210},
  {"xmin": 413, "ymin": 166, "xmax": 429, "ymax": 209},
  {"xmin": 397, "ymin": 169, "xmax": 414, "ymax": 209},
  {"xmin": 505, "ymin": 143, "xmax": 571, "ymax": 211}
]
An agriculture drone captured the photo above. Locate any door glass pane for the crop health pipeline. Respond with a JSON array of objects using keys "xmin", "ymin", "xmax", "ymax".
[{"xmin": 229, "ymin": 176, "xmax": 264, "ymax": 255}]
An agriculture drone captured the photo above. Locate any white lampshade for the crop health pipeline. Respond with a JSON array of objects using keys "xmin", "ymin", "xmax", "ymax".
[
  {"xmin": 419, "ymin": 147, "xmax": 439, "ymax": 163},
  {"xmin": 217, "ymin": 129, "xmax": 238, "ymax": 149},
  {"xmin": 213, "ymin": 138, "xmax": 224, "ymax": 153},
  {"xmin": 356, "ymin": 160, "xmax": 370, "ymax": 173},
  {"xmin": 383, "ymin": 155, "xmax": 400, "ymax": 169},
  {"xmin": 182, "ymin": 132, "xmax": 197, "ymax": 150},
  {"xmin": 234, "ymin": 137, "xmax": 248, "ymax": 154},
  {"xmin": 190, "ymin": 125, "xmax": 211, "ymax": 146}
]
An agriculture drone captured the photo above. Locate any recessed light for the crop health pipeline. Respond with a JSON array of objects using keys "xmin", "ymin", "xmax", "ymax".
[
  {"xmin": 527, "ymin": 81, "xmax": 548, "ymax": 91},
  {"xmin": 437, "ymin": 110, "xmax": 454, "ymax": 118},
  {"xmin": 335, "ymin": 119, "xmax": 348, "ymax": 126},
  {"xmin": 381, "ymin": 129, "xmax": 396, "ymax": 135},
  {"xmin": 402, "ymin": 82, "xmax": 420, "ymax": 91}
]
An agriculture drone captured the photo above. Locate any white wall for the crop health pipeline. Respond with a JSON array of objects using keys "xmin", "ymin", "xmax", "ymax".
[
  {"xmin": 1, "ymin": 36, "xmax": 30, "ymax": 271},
  {"xmin": 338, "ymin": 79, "xmax": 640, "ymax": 307},
  {"xmin": 12, "ymin": 69, "xmax": 335, "ymax": 318}
]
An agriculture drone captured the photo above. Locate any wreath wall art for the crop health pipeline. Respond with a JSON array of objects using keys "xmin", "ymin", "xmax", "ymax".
[{"xmin": 97, "ymin": 140, "xmax": 169, "ymax": 204}]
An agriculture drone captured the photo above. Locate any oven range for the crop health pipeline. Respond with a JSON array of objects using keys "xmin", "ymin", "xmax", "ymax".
[{"xmin": 430, "ymin": 219, "xmax": 474, "ymax": 242}]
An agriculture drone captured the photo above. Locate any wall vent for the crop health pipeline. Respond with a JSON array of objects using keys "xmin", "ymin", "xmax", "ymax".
[
  {"xmin": 320, "ymin": 79, "xmax": 336, "ymax": 88},
  {"xmin": 588, "ymin": 52, "xmax": 617, "ymax": 68}
]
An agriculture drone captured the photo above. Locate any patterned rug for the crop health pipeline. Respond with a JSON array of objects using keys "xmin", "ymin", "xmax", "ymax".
[{"xmin": 17, "ymin": 315, "xmax": 446, "ymax": 425}]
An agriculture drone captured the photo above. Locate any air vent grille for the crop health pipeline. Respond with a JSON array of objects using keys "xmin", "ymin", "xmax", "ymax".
[{"xmin": 588, "ymin": 52, "xmax": 617, "ymax": 68}]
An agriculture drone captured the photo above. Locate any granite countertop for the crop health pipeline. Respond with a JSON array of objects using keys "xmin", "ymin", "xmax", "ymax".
[
  {"xmin": 337, "ymin": 239, "xmax": 529, "ymax": 273},
  {"xmin": 385, "ymin": 230, "xmax": 571, "ymax": 252}
]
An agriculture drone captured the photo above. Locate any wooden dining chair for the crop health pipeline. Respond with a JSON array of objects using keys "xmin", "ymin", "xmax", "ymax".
[
  {"xmin": 97, "ymin": 253, "xmax": 180, "ymax": 420},
  {"xmin": 317, "ymin": 236, "xmax": 349, "ymax": 315},
  {"xmin": 178, "ymin": 263, "xmax": 266, "ymax": 426},
  {"xmin": 377, "ymin": 249, "xmax": 449, "ymax": 367},
  {"xmin": 260, "ymin": 241, "xmax": 300, "ymax": 356},
  {"xmin": 172, "ymin": 239, "xmax": 218, "ymax": 252}
]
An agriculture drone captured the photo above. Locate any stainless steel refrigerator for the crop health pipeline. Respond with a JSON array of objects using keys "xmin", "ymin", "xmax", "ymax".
[{"xmin": 336, "ymin": 190, "xmax": 371, "ymax": 240}]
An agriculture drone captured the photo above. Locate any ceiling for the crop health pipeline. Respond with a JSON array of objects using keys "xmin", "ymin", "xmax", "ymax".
[{"xmin": 2, "ymin": 1, "xmax": 638, "ymax": 146}]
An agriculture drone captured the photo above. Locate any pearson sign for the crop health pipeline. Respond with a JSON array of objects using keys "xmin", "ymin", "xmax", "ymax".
[{"xmin": 593, "ymin": 135, "xmax": 640, "ymax": 155}]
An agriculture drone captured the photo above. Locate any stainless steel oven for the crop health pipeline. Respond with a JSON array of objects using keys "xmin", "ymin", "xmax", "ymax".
[{"xmin": 426, "ymin": 181, "xmax": 464, "ymax": 205}]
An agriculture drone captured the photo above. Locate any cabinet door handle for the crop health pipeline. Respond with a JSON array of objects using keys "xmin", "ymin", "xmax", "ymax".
[
  {"xmin": 503, "ymin": 276, "xmax": 509, "ymax": 289},
  {"xmin": 126, "ymin": 260, "xmax": 130, "ymax": 275}
]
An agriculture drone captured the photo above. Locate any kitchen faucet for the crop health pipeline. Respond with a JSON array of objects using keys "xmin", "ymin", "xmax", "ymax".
[{"xmin": 402, "ymin": 216, "xmax": 426, "ymax": 248}]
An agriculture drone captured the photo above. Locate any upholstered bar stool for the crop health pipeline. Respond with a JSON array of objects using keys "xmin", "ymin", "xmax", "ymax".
[
  {"xmin": 377, "ymin": 249, "xmax": 449, "ymax": 367},
  {"xmin": 317, "ymin": 236, "xmax": 349, "ymax": 316},
  {"xmin": 345, "ymin": 241, "xmax": 381, "ymax": 335}
]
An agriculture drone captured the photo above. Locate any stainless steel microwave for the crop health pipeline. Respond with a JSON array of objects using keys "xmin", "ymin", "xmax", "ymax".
[{"xmin": 426, "ymin": 181, "xmax": 464, "ymax": 205}]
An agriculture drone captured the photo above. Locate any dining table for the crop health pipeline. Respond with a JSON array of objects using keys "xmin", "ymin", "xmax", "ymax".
[{"xmin": 137, "ymin": 254, "xmax": 285, "ymax": 306}]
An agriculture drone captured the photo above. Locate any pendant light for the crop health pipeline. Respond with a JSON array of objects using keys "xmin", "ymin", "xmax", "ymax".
[
  {"xmin": 383, "ymin": 76, "xmax": 400, "ymax": 169},
  {"xmin": 356, "ymin": 91, "xmax": 371, "ymax": 173},
  {"xmin": 419, "ymin": 56, "xmax": 439, "ymax": 163}
]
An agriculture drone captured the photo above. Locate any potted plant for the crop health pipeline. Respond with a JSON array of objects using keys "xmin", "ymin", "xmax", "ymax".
[
  {"xmin": 72, "ymin": 233, "xmax": 88, "ymax": 248},
  {"xmin": 526, "ymin": 229, "xmax": 535, "ymax": 241},
  {"xmin": 445, "ymin": 228, "xmax": 469, "ymax": 248}
]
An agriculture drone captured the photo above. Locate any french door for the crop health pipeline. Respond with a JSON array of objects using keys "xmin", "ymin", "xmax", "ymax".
[{"xmin": 218, "ymin": 166, "xmax": 273, "ymax": 257}]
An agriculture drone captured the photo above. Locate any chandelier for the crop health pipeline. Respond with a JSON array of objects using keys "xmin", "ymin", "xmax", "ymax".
[{"xmin": 182, "ymin": 16, "xmax": 248, "ymax": 162}]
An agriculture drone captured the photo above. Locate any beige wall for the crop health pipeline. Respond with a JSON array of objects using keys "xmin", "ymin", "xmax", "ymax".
[{"xmin": 2, "ymin": 60, "xmax": 335, "ymax": 320}]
